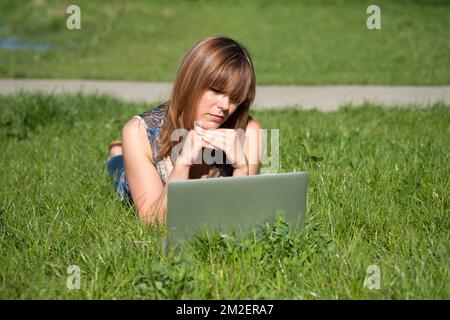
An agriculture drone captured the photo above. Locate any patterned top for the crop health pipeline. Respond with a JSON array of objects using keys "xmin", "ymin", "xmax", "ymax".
[
  {"xmin": 116, "ymin": 103, "xmax": 248, "ymax": 202},
  {"xmin": 136, "ymin": 104, "xmax": 175, "ymax": 184}
]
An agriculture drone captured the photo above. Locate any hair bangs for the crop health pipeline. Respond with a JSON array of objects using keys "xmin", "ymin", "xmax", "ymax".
[{"xmin": 208, "ymin": 60, "xmax": 254, "ymax": 106}]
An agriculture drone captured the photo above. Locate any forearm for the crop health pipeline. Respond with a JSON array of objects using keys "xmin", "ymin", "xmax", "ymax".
[
  {"xmin": 141, "ymin": 164, "xmax": 190, "ymax": 224},
  {"xmin": 232, "ymin": 155, "xmax": 250, "ymax": 176},
  {"xmin": 233, "ymin": 160, "xmax": 261, "ymax": 176},
  {"xmin": 233, "ymin": 166, "xmax": 249, "ymax": 176}
]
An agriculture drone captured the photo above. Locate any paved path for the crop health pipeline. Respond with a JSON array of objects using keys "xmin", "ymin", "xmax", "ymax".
[{"xmin": 0, "ymin": 79, "xmax": 449, "ymax": 111}]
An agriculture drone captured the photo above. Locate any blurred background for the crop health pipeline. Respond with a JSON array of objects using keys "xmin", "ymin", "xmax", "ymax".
[{"xmin": 0, "ymin": 0, "xmax": 449, "ymax": 85}]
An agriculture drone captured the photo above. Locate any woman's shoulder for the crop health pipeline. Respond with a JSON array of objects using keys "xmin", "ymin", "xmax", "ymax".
[
  {"xmin": 246, "ymin": 115, "xmax": 262, "ymax": 129},
  {"xmin": 122, "ymin": 115, "xmax": 154, "ymax": 162},
  {"xmin": 138, "ymin": 102, "xmax": 169, "ymax": 129}
]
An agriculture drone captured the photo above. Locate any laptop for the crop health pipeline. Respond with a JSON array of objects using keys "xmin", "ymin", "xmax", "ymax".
[{"xmin": 166, "ymin": 171, "xmax": 308, "ymax": 246}]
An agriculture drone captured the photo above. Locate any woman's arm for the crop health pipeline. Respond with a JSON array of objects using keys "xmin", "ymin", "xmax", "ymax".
[
  {"xmin": 244, "ymin": 118, "xmax": 264, "ymax": 175},
  {"xmin": 122, "ymin": 116, "xmax": 263, "ymax": 222},
  {"xmin": 122, "ymin": 117, "xmax": 190, "ymax": 224}
]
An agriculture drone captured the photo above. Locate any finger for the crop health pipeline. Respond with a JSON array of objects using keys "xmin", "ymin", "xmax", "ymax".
[
  {"xmin": 207, "ymin": 129, "xmax": 244, "ymax": 145},
  {"xmin": 205, "ymin": 132, "xmax": 245, "ymax": 153},
  {"xmin": 206, "ymin": 128, "xmax": 234, "ymax": 134},
  {"xmin": 203, "ymin": 129, "xmax": 236, "ymax": 141},
  {"xmin": 203, "ymin": 133, "xmax": 227, "ymax": 146},
  {"xmin": 195, "ymin": 124, "xmax": 203, "ymax": 135},
  {"xmin": 200, "ymin": 128, "xmax": 232, "ymax": 138},
  {"xmin": 202, "ymin": 139, "xmax": 218, "ymax": 150},
  {"xmin": 204, "ymin": 139, "xmax": 227, "ymax": 152}
]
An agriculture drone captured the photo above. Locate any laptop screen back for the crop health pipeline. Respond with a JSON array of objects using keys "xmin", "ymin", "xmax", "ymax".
[{"xmin": 166, "ymin": 172, "xmax": 308, "ymax": 245}]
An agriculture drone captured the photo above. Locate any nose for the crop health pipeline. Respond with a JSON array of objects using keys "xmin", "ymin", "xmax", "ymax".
[{"xmin": 217, "ymin": 94, "xmax": 230, "ymax": 111}]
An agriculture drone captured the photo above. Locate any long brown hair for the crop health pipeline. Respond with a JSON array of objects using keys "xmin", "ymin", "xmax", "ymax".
[{"xmin": 159, "ymin": 36, "xmax": 256, "ymax": 164}]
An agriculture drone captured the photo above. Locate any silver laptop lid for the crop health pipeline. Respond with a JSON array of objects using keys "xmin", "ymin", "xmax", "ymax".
[{"xmin": 166, "ymin": 172, "xmax": 308, "ymax": 246}]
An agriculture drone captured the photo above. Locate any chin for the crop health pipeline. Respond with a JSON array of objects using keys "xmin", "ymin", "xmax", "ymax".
[{"xmin": 204, "ymin": 121, "xmax": 221, "ymax": 129}]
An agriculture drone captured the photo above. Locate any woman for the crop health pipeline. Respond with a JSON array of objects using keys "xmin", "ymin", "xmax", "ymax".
[{"xmin": 106, "ymin": 36, "xmax": 263, "ymax": 224}]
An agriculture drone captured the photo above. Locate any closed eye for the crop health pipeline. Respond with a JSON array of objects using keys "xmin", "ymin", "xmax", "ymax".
[
  {"xmin": 209, "ymin": 87, "xmax": 239, "ymax": 105},
  {"xmin": 209, "ymin": 87, "xmax": 223, "ymax": 94}
]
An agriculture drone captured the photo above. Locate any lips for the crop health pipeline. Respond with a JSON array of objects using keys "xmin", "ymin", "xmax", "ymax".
[{"xmin": 208, "ymin": 113, "xmax": 225, "ymax": 121}]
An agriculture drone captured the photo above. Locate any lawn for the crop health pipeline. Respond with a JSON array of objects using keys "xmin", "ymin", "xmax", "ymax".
[
  {"xmin": 0, "ymin": 93, "xmax": 448, "ymax": 299},
  {"xmin": 0, "ymin": 0, "xmax": 449, "ymax": 84}
]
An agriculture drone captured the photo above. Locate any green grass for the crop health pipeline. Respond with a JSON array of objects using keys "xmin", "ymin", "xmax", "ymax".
[
  {"xmin": 0, "ymin": 0, "xmax": 449, "ymax": 84},
  {"xmin": 0, "ymin": 93, "xmax": 448, "ymax": 299}
]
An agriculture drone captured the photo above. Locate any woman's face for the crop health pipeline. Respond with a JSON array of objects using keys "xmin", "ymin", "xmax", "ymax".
[{"xmin": 194, "ymin": 88, "xmax": 239, "ymax": 129}]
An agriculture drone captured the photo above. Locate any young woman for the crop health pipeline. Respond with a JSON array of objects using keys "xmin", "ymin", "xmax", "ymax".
[{"xmin": 106, "ymin": 36, "xmax": 263, "ymax": 224}]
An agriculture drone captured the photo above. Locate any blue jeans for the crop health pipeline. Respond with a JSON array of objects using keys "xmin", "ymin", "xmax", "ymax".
[{"xmin": 106, "ymin": 155, "xmax": 131, "ymax": 202}]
